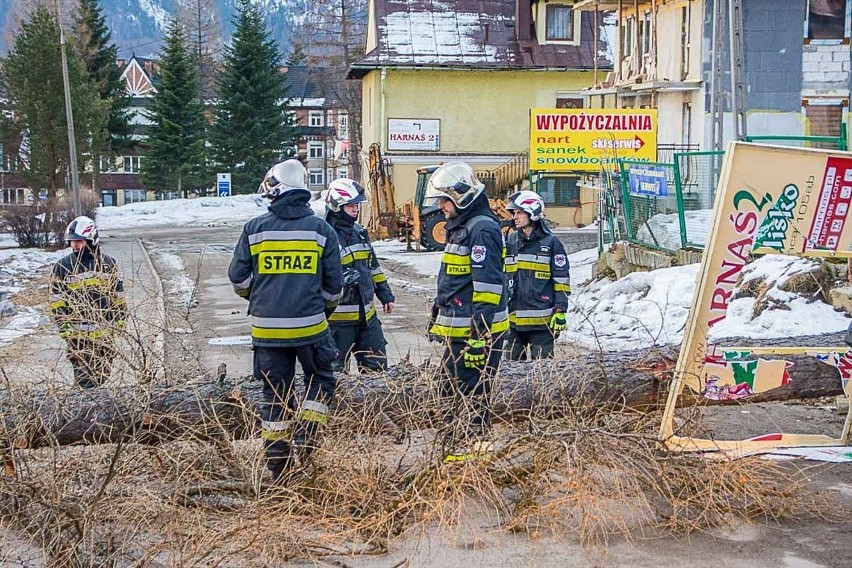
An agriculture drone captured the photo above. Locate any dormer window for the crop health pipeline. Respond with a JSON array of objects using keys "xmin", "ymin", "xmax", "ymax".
[
  {"xmin": 546, "ymin": 4, "xmax": 574, "ymax": 41},
  {"xmin": 535, "ymin": 1, "xmax": 581, "ymax": 45}
]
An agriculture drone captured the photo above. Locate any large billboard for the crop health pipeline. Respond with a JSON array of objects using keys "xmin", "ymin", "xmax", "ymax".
[
  {"xmin": 529, "ymin": 108, "xmax": 658, "ymax": 172},
  {"xmin": 661, "ymin": 142, "xmax": 852, "ymax": 454}
]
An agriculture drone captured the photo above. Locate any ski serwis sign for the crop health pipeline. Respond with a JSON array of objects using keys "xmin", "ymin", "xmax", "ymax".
[
  {"xmin": 661, "ymin": 142, "xmax": 852, "ymax": 457},
  {"xmin": 529, "ymin": 108, "xmax": 658, "ymax": 172}
]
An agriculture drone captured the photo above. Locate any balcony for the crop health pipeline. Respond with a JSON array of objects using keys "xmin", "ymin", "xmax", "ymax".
[{"xmin": 574, "ymin": 0, "xmax": 654, "ymax": 11}]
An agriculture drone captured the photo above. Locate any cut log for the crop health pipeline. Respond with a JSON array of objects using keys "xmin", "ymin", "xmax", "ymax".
[{"xmin": 1, "ymin": 333, "xmax": 847, "ymax": 450}]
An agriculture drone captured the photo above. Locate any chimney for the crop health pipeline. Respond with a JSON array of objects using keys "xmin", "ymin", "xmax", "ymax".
[{"xmin": 515, "ymin": 0, "xmax": 532, "ymax": 41}]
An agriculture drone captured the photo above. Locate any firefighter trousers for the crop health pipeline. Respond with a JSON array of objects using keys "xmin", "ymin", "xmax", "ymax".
[
  {"xmin": 66, "ymin": 337, "xmax": 116, "ymax": 388},
  {"xmin": 507, "ymin": 328, "xmax": 555, "ymax": 361},
  {"xmin": 438, "ymin": 335, "xmax": 504, "ymax": 447},
  {"xmin": 330, "ymin": 316, "xmax": 388, "ymax": 372},
  {"xmin": 254, "ymin": 340, "xmax": 337, "ymax": 477}
]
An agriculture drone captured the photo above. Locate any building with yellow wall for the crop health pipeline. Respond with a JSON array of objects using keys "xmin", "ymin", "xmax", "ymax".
[{"xmin": 349, "ymin": 0, "xmax": 614, "ymax": 227}]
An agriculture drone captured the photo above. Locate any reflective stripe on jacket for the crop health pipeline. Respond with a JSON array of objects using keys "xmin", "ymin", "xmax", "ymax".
[
  {"xmin": 505, "ymin": 225, "xmax": 570, "ymax": 331},
  {"xmin": 430, "ymin": 197, "xmax": 508, "ymax": 340},
  {"xmin": 229, "ymin": 192, "xmax": 343, "ymax": 347},
  {"xmin": 328, "ymin": 219, "xmax": 394, "ymax": 326},
  {"xmin": 50, "ymin": 248, "xmax": 126, "ymax": 339}
]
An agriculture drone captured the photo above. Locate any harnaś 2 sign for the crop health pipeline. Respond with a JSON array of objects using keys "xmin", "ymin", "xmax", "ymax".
[{"xmin": 529, "ymin": 108, "xmax": 658, "ymax": 172}]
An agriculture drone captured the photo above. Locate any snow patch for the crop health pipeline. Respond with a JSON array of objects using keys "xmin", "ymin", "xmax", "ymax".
[
  {"xmin": 151, "ymin": 251, "xmax": 197, "ymax": 310},
  {"xmin": 96, "ymin": 194, "xmax": 266, "ymax": 231}
]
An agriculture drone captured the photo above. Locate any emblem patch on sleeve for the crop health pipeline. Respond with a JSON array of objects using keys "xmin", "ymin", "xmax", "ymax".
[
  {"xmin": 554, "ymin": 254, "xmax": 567, "ymax": 268},
  {"xmin": 471, "ymin": 245, "xmax": 487, "ymax": 263}
]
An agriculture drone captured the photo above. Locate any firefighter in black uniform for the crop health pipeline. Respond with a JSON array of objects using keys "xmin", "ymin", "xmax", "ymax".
[
  {"xmin": 229, "ymin": 159, "xmax": 343, "ymax": 481},
  {"xmin": 425, "ymin": 162, "xmax": 509, "ymax": 463},
  {"xmin": 50, "ymin": 216, "xmax": 127, "ymax": 388},
  {"xmin": 504, "ymin": 191, "xmax": 571, "ymax": 360},
  {"xmin": 323, "ymin": 178, "xmax": 395, "ymax": 372}
]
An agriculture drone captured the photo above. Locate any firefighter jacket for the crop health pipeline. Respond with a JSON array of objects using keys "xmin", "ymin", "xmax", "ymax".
[
  {"xmin": 50, "ymin": 247, "xmax": 127, "ymax": 340},
  {"xmin": 327, "ymin": 212, "xmax": 395, "ymax": 326},
  {"xmin": 505, "ymin": 223, "xmax": 571, "ymax": 331},
  {"xmin": 229, "ymin": 190, "xmax": 343, "ymax": 347},
  {"xmin": 430, "ymin": 193, "xmax": 509, "ymax": 341}
]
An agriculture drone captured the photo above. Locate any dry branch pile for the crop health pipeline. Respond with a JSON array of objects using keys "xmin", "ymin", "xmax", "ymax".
[{"xmin": 0, "ymin": 349, "xmax": 843, "ymax": 566}]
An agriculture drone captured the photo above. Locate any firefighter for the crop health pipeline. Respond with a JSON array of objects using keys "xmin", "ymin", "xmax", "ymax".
[
  {"xmin": 504, "ymin": 191, "xmax": 570, "ymax": 360},
  {"xmin": 425, "ymin": 161, "xmax": 509, "ymax": 463},
  {"xmin": 229, "ymin": 159, "xmax": 343, "ymax": 481},
  {"xmin": 50, "ymin": 216, "xmax": 127, "ymax": 388},
  {"xmin": 323, "ymin": 178, "xmax": 395, "ymax": 372}
]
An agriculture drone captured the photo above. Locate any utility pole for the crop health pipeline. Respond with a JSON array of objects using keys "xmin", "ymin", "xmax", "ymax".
[{"xmin": 56, "ymin": 0, "xmax": 82, "ymax": 216}]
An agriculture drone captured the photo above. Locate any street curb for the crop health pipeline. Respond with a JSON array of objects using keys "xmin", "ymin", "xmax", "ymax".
[{"xmin": 136, "ymin": 237, "xmax": 166, "ymax": 382}]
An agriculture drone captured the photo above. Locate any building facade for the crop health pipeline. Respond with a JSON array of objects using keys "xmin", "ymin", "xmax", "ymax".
[
  {"xmin": 575, "ymin": 0, "xmax": 851, "ymax": 153},
  {"xmin": 350, "ymin": 0, "xmax": 614, "ymax": 227}
]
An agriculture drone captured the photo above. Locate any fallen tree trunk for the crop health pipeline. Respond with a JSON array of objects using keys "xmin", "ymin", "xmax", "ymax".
[{"xmin": 1, "ymin": 333, "xmax": 847, "ymax": 450}]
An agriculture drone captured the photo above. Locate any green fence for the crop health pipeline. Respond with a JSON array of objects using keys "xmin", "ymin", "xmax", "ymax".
[
  {"xmin": 608, "ymin": 135, "xmax": 847, "ymax": 254},
  {"xmin": 744, "ymin": 129, "xmax": 848, "ymax": 151},
  {"xmin": 617, "ymin": 160, "xmax": 680, "ymax": 251},
  {"xmin": 673, "ymin": 151, "xmax": 724, "ymax": 249}
]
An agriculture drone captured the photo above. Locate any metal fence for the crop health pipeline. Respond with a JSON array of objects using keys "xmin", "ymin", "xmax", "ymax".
[
  {"xmin": 673, "ymin": 151, "xmax": 724, "ymax": 249},
  {"xmin": 609, "ymin": 135, "xmax": 848, "ymax": 254},
  {"xmin": 744, "ymin": 131, "xmax": 848, "ymax": 151},
  {"xmin": 617, "ymin": 159, "xmax": 680, "ymax": 251}
]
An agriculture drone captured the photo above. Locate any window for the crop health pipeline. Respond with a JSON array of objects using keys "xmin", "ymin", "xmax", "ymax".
[
  {"xmin": 337, "ymin": 167, "xmax": 348, "ymax": 179},
  {"xmin": 545, "ymin": 4, "xmax": 574, "ymax": 41},
  {"xmin": 158, "ymin": 190, "xmax": 179, "ymax": 200},
  {"xmin": 556, "ymin": 97, "xmax": 584, "ymax": 109},
  {"xmin": 99, "ymin": 156, "xmax": 118, "ymax": 173},
  {"xmin": 680, "ymin": 4, "xmax": 691, "ymax": 79},
  {"xmin": 537, "ymin": 177, "xmax": 580, "ymax": 207},
  {"xmin": 682, "ymin": 102, "xmax": 692, "ymax": 147},
  {"xmin": 308, "ymin": 141, "xmax": 324, "ymax": 159},
  {"xmin": 123, "ymin": 189, "xmax": 146, "ymax": 204},
  {"xmin": 309, "ymin": 111, "xmax": 324, "ymax": 127},
  {"xmin": 807, "ymin": 0, "xmax": 848, "ymax": 40},
  {"xmin": 805, "ymin": 101, "xmax": 845, "ymax": 148},
  {"xmin": 641, "ymin": 11, "xmax": 652, "ymax": 56},
  {"xmin": 123, "ymin": 156, "xmax": 141, "ymax": 173},
  {"xmin": 338, "ymin": 112, "xmax": 349, "ymax": 135},
  {"xmin": 308, "ymin": 168, "xmax": 324, "ymax": 186},
  {"xmin": 623, "ymin": 17, "xmax": 635, "ymax": 57}
]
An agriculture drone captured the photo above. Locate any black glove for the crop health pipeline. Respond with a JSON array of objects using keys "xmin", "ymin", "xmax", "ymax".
[{"xmin": 427, "ymin": 304, "xmax": 439, "ymax": 341}]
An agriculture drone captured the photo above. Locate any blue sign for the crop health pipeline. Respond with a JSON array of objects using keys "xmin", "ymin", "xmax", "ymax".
[
  {"xmin": 217, "ymin": 173, "xmax": 231, "ymax": 197},
  {"xmin": 627, "ymin": 165, "xmax": 668, "ymax": 197}
]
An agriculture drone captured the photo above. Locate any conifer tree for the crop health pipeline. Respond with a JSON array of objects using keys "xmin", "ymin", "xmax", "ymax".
[
  {"xmin": 140, "ymin": 19, "xmax": 208, "ymax": 197},
  {"xmin": 209, "ymin": 0, "xmax": 296, "ymax": 193},
  {"xmin": 74, "ymin": 0, "xmax": 133, "ymax": 189},
  {"xmin": 0, "ymin": 5, "xmax": 105, "ymax": 200}
]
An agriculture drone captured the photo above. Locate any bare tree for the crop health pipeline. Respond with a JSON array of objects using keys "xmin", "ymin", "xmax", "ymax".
[
  {"xmin": 294, "ymin": 0, "xmax": 367, "ymax": 179},
  {"xmin": 175, "ymin": 0, "xmax": 223, "ymax": 100}
]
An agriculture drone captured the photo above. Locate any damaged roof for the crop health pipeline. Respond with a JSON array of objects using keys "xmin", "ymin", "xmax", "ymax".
[{"xmin": 349, "ymin": 0, "xmax": 611, "ymax": 77}]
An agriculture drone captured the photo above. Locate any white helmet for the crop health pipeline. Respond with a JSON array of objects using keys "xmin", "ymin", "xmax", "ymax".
[
  {"xmin": 65, "ymin": 215, "xmax": 99, "ymax": 246},
  {"xmin": 258, "ymin": 159, "xmax": 307, "ymax": 199},
  {"xmin": 424, "ymin": 161, "xmax": 484, "ymax": 209},
  {"xmin": 506, "ymin": 190, "xmax": 545, "ymax": 222},
  {"xmin": 325, "ymin": 178, "xmax": 367, "ymax": 212}
]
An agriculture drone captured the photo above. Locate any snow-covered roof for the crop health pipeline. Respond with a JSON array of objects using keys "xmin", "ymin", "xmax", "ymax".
[{"xmin": 350, "ymin": 0, "xmax": 612, "ymax": 77}]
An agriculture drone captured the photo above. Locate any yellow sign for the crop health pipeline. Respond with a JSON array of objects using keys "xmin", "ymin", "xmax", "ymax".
[
  {"xmin": 529, "ymin": 108, "xmax": 658, "ymax": 172},
  {"xmin": 258, "ymin": 251, "xmax": 318, "ymax": 274},
  {"xmin": 660, "ymin": 142, "xmax": 852, "ymax": 455}
]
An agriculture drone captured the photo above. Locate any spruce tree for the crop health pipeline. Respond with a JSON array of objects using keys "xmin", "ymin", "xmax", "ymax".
[
  {"xmin": 74, "ymin": 0, "xmax": 133, "ymax": 189},
  {"xmin": 210, "ymin": 0, "xmax": 296, "ymax": 193},
  {"xmin": 140, "ymin": 19, "xmax": 208, "ymax": 198},
  {"xmin": 0, "ymin": 5, "xmax": 105, "ymax": 200}
]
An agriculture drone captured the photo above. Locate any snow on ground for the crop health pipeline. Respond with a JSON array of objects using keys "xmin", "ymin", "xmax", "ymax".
[
  {"xmin": 563, "ymin": 253, "xmax": 851, "ymax": 351},
  {"xmin": 96, "ymin": 194, "xmax": 267, "ymax": 231},
  {"xmin": 0, "ymin": 246, "xmax": 66, "ymax": 346},
  {"xmin": 637, "ymin": 209, "xmax": 713, "ymax": 249},
  {"xmin": 151, "ymin": 251, "xmax": 197, "ymax": 310},
  {"xmin": 373, "ymin": 240, "xmax": 443, "ymax": 278}
]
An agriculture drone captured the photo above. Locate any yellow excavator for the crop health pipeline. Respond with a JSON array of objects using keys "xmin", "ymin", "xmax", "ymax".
[{"xmin": 365, "ymin": 143, "xmax": 515, "ymax": 251}]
